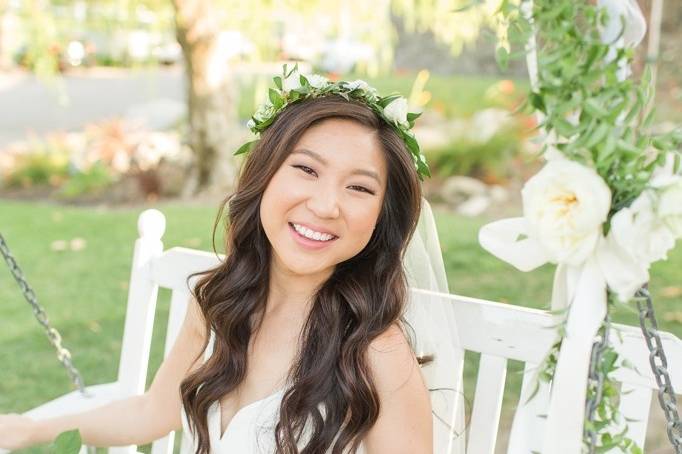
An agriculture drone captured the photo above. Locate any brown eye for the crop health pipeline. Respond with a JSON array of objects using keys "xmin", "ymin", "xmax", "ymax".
[
  {"xmin": 292, "ymin": 165, "xmax": 317, "ymax": 176},
  {"xmin": 349, "ymin": 185, "xmax": 375, "ymax": 195}
]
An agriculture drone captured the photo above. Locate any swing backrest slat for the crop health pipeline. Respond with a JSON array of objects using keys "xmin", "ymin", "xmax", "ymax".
[
  {"xmin": 616, "ymin": 383, "xmax": 652, "ymax": 450},
  {"xmin": 466, "ymin": 354, "xmax": 507, "ymax": 454},
  {"xmin": 506, "ymin": 361, "xmax": 551, "ymax": 454}
]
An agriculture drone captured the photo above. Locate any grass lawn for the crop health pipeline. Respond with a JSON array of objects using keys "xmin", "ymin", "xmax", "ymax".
[{"xmin": 1, "ymin": 199, "xmax": 680, "ymax": 453}]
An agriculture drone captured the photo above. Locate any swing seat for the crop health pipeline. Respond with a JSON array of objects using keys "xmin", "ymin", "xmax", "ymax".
[{"xmin": 6, "ymin": 207, "xmax": 682, "ymax": 454}]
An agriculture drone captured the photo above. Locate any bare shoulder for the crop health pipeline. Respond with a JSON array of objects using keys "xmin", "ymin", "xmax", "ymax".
[
  {"xmin": 367, "ymin": 323, "xmax": 418, "ymax": 392},
  {"xmin": 363, "ymin": 323, "xmax": 432, "ymax": 454}
]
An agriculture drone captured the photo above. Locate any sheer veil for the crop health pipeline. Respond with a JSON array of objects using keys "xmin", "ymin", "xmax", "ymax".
[{"xmin": 403, "ymin": 198, "xmax": 467, "ymax": 453}]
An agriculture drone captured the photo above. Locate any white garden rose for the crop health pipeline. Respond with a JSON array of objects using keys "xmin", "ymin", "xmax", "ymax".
[
  {"xmin": 344, "ymin": 79, "xmax": 378, "ymax": 100},
  {"xmin": 597, "ymin": 231, "xmax": 650, "ymax": 303},
  {"xmin": 522, "ymin": 160, "xmax": 611, "ymax": 266},
  {"xmin": 606, "ymin": 189, "xmax": 676, "ymax": 273},
  {"xmin": 253, "ymin": 101, "xmax": 275, "ymax": 122},
  {"xmin": 383, "ymin": 97, "xmax": 409, "ymax": 127},
  {"xmin": 657, "ymin": 176, "xmax": 682, "ymax": 238},
  {"xmin": 283, "ymin": 69, "xmax": 302, "ymax": 92},
  {"xmin": 305, "ymin": 74, "xmax": 328, "ymax": 89},
  {"xmin": 345, "ymin": 79, "xmax": 370, "ymax": 91}
]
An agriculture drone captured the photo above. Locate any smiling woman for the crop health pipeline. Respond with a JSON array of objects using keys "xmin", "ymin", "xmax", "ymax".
[
  {"xmin": 0, "ymin": 81, "xmax": 434, "ymax": 454},
  {"xmin": 178, "ymin": 94, "xmax": 432, "ymax": 454}
]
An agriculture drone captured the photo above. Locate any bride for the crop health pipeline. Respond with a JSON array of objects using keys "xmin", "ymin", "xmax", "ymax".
[{"xmin": 0, "ymin": 70, "xmax": 435, "ymax": 453}]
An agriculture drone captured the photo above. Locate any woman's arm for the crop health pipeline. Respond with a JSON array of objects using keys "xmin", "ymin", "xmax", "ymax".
[
  {"xmin": 362, "ymin": 324, "xmax": 433, "ymax": 454},
  {"xmin": 0, "ymin": 295, "xmax": 207, "ymax": 449}
]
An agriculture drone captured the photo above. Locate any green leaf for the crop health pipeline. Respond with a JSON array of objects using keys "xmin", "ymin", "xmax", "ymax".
[
  {"xmin": 378, "ymin": 94, "xmax": 401, "ymax": 108},
  {"xmin": 554, "ymin": 117, "xmax": 577, "ymax": 137},
  {"xmin": 641, "ymin": 64, "xmax": 653, "ymax": 89},
  {"xmin": 523, "ymin": 379, "xmax": 541, "ymax": 405},
  {"xmin": 616, "ymin": 139, "xmax": 640, "ymax": 156},
  {"xmin": 601, "ymin": 350, "xmax": 618, "ymax": 372},
  {"xmin": 234, "ymin": 139, "xmax": 259, "ymax": 156},
  {"xmin": 651, "ymin": 137, "xmax": 670, "ymax": 151},
  {"xmin": 584, "ymin": 122, "xmax": 610, "ymax": 150},
  {"xmin": 407, "ymin": 112, "xmax": 422, "ymax": 122},
  {"xmin": 641, "ymin": 106, "xmax": 656, "ymax": 130},
  {"xmin": 529, "ymin": 92, "xmax": 546, "ymax": 113},
  {"xmin": 269, "ymin": 88, "xmax": 284, "ymax": 109},
  {"xmin": 284, "ymin": 62, "xmax": 298, "ymax": 78},
  {"xmin": 273, "ymin": 76, "xmax": 282, "ymax": 90},
  {"xmin": 583, "ymin": 99, "xmax": 608, "ymax": 118},
  {"xmin": 52, "ymin": 429, "xmax": 82, "ymax": 454},
  {"xmin": 623, "ymin": 96, "xmax": 643, "ymax": 125}
]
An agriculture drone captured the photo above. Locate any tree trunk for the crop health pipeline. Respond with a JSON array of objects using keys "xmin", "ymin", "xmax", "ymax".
[{"xmin": 172, "ymin": 0, "xmax": 238, "ymax": 195}]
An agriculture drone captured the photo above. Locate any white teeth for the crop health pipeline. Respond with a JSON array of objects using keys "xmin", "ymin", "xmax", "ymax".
[{"xmin": 292, "ymin": 223, "xmax": 335, "ymax": 241}]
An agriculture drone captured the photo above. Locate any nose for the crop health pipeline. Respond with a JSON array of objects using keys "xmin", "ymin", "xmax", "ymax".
[{"xmin": 305, "ymin": 181, "xmax": 340, "ymax": 219}]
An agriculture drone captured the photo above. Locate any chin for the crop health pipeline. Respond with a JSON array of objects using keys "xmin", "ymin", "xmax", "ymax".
[{"xmin": 284, "ymin": 259, "xmax": 334, "ymax": 277}]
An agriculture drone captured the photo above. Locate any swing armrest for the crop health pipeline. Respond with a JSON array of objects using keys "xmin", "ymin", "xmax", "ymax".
[{"xmin": 22, "ymin": 381, "xmax": 125, "ymax": 420}]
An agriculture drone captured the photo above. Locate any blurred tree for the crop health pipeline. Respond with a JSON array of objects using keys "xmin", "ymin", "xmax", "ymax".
[
  {"xmin": 171, "ymin": 0, "xmax": 236, "ymax": 193},
  {"xmin": 17, "ymin": 0, "xmax": 504, "ymax": 194}
]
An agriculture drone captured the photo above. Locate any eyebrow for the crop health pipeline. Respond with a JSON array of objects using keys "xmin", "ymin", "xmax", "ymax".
[{"xmin": 291, "ymin": 148, "xmax": 382, "ymax": 185}]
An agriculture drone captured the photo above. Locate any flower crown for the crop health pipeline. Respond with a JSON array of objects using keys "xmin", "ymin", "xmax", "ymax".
[{"xmin": 234, "ymin": 64, "xmax": 430, "ymax": 180}]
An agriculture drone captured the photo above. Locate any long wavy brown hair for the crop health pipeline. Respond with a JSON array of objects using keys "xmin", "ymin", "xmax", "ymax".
[{"xmin": 181, "ymin": 95, "xmax": 426, "ymax": 454}]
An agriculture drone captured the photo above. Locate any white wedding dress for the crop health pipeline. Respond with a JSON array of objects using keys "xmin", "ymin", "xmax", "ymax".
[{"xmin": 179, "ymin": 330, "xmax": 367, "ymax": 454}]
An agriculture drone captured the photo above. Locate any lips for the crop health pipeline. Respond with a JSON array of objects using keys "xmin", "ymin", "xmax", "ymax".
[
  {"xmin": 289, "ymin": 222, "xmax": 339, "ymax": 239},
  {"xmin": 288, "ymin": 222, "xmax": 339, "ymax": 249}
]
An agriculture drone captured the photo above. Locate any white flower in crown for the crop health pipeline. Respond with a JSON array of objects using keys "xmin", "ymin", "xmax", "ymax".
[
  {"xmin": 253, "ymin": 101, "xmax": 275, "ymax": 122},
  {"xmin": 246, "ymin": 118, "xmax": 256, "ymax": 130},
  {"xmin": 522, "ymin": 160, "xmax": 611, "ymax": 266},
  {"xmin": 383, "ymin": 97, "xmax": 410, "ymax": 127},
  {"xmin": 306, "ymin": 74, "xmax": 329, "ymax": 89},
  {"xmin": 344, "ymin": 79, "xmax": 378, "ymax": 100},
  {"xmin": 345, "ymin": 79, "xmax": 370, "ymax": 91},
  {"xmin": 283, "ymin": 68, "xmax": 302, "ymax": 92}
]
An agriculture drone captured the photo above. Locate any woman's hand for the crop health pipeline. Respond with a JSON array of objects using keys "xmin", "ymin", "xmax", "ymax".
[{"xmin": 0, "ymin": 413, "xmax": 37, "ymax": 450}]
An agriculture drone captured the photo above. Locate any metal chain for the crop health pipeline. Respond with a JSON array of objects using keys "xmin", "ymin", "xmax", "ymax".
[
  {"xmin": 584, "ymin": 314, "xmax": 611, "ymax": 453},
  {"xmin": 636, "ymin": 285, "xmax": 682, "ymax": 451},
  {"xmin": 0, "ymin": 233, "xmax": 89, "ymax": 396}
]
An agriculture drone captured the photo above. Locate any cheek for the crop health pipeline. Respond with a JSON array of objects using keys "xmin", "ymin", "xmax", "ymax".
[
  {"xmin": 345, "ymin": 204, "xmax": 383, "ymax": 248},
  {"xmin": 260, "ymin": 173, "xmax": 305, "ymax": 232},
  {"xmin": 260, "ymin": 178, "xmax": 286, "ymax": 231}
]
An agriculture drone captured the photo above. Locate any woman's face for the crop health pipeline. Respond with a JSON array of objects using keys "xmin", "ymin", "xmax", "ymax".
[{"xmin": 260, "ymin": 118, "xmax": 388, "ymax": 278}]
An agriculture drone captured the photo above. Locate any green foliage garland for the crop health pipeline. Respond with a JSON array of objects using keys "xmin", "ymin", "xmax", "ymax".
[{"xmin": 492, "ymin": 0, "xmax": 682, "ymax": 452}]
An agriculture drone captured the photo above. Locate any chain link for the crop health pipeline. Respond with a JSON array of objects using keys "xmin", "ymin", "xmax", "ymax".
[
  {"xmin": 636, "ymin": 285, "xmax": 682, "ymax": 451},
  {"xmin": 0, "ymin": 233, "xmax": 89, "ymax": 396},
  {"xmin": 584, "ymin": 314, "xmax": 610, "ymax": 453}
]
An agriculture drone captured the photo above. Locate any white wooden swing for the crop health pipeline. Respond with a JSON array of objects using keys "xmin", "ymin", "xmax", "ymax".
[
  {"xmin": 7, "ymin": 201, "xmax": 682, "ymax": 454},
  {"xmin": 2, "ymin": 1, "xmax": 678, "ymax": 452}
]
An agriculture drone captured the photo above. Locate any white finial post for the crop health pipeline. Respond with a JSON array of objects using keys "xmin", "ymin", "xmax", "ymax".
[
  {"xmin": 109, "ymin": 209, "xmax": 167, "ymax": 454},
  {"xmin": 137, "ymin": 209, "xmax": 166, "ymax": 240}
]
